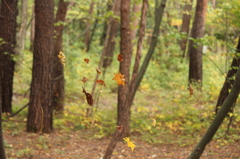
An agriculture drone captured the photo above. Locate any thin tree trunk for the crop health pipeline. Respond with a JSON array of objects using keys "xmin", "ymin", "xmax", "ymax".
[
  {"xmin": 117, "ymin": 0, "xmax": 132, "ymax": 138},
  {"xmin": 84, "ymin": 1, "xmax": 94, "ymax": 52},
  {"xmin": 215, "ymin": 37, "xmax": 240, "ymax": 113},
  {"xmin": 30, "ymin": 5, "xmax": 35, "ymax": 52},
  {"xmin": 0, "ymin": 82, "xmax": 6, "ymax": 159},
  {"xmin": 27, "ymin": 0, "xmax": 54, "ymax": 133},
  {"xmin": 188, "ymin": 63, "xmax": 240, "ymax": 159},
  {"xmin": 102, "ymin": 0, "xmax": 121, "ymax": 68},
  {"xmin": 131, "ymin": 1, "xmax": 142, "ymax": 43},
  {"xmin": 15, "ymin": 0, "xmax": 28, "ymax": 67},
  {"xmin": 188, "ymin": 0, "xmax": 208, "ymax": 85},
  {"xmin": 104, "ymin": 1, "xmax": 148, "ymax": 158},
  {"xmin": 179, "ymin": 0, "xmax": 193, "ymax": 58},
  {"xmin": 133, "ymin": 0, "xmax": 167, "ymax": 101},
  {"xmin": 0, "ymin": 0, "xmax": 18, "ymax": 114},
  {"xmin": 53, "ymin": 0, "xmax": 69, "ymax": 113}
]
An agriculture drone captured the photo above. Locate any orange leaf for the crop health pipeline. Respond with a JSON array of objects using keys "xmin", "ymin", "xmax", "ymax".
[
  {"xmin": 112, "ymin": 72, "xmax": 125, "ymax": 86},
  {"xmin": 118, "ymin": 54, "xmax": 123, "ymax": 62},
  {"xmin": 82, "ymin": 87, "xmax": 93, "ymax": 106},
  {"xmin": 84, "ymin": 59, "xmax": 90, "ymax": 63},
  {"xmin": 82, "ymin": 77, "xmax": 89, "ymax": 83},
  {"xmin": 116, "ymin": 126, "xmax": 122, "ymax": 130},
  {"xmin": 96, "ymin": 79, "xmax": 106, "ymax": 86},
  {"xmin": 96, "ymin": 67, "xmax": 102, "ymax": 74}
]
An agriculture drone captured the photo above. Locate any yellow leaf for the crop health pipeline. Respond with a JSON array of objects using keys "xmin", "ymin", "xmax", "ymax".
[
  {"xmin": 58, "ymin": 51, "xmax": 66, "ymax": 66},
  {"xmin": 123, "ymin": 137, "xmax": 136, "ymax": 152},
  {"xmin": 112, "ymin": 72, "xmax": 125, "ymax": 86}
]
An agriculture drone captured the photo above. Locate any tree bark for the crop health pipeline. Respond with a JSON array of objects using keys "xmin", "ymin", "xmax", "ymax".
[
  {"xmin": 188, "ymin": 63, "xmax": 240, "ymax": 159},
  {"xmin": 117, "ymin": 0, "xmax": 132, "ymax": 138},
  {"xmin": 0, "ymin": 0, "xmax": 18, "ymax": 114},
  {"xmin": 0, "ymin": 81, "xmax": 6, "ymax": 159},
  {"xmin": 131, "ymin": 1, "xmax": 142, "ymax": 43},
  {"xmin": 133, "ymin": 0, "xmax": 167, "ymax": 100},
  {"xmin": 27, "ymin": 0, "xmax": 54, "ymax": 133},
  {"xmin": 179, "ymin": 0, "xmax": 193, "ymax": 57},
  {"xmin": 84, "ymin": 1, "xmax": 94, "ymax": 52},
  {"xmin": 188, "ymin": 0, "xmax": 208, "ymax": 85},
  {"xmin": 53, "ymin": 0, "xmax": 69, "ymax": 113},
  {"xmin": 215, "ymin": 37, "xmax": 240, "ymax": 113}
]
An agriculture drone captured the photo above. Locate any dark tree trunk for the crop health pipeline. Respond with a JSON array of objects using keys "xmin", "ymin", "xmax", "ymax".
[
  {"xmin": 27, "ymin": 0, "xmax": 54, "ymax": 133},
  {"xmin": 0, "ymin": 82, "xmax": 6, "ymax": 159},
  {"xmin": 117, "ymin": 0, "xmax": 132, "ymax": 138},
  {"xmin": 53, "ymin": 0, "xmax": 69, "ymax": 113},
  {"xmin": 188, "ymin": 0, "xmax": 208, "ymax": 85},
  {"xmin": 188, "ymin": 64, "xmax": 240, "ymax": 159},
  {"xmin": 179, "ymin": 0, "xmax": 193, "ymax": 57},
  {"xmin": 102, "ymin": 0, "xmax": 121, "ymax": 68},
  {"xmin": 0, "ymin": 0, "xmax": 18, "ymax": 114},
  {"xmin": 215, "ymin": 37, "xmax": 240, "ymax": 113}
]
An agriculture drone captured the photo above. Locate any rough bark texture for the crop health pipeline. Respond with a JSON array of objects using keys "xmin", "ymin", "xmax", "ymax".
[
  {"xmin": 53, "ymin": 0, "xmax": 69, "ymax": 112},
  {"xmin": 179, "ymin": 0, "xmax": 193, "ymax": 57},
  {"xmin": 133, "ymin": 0, "xmax": 167, "ymax": 99},
  {"xmin": 188, "ymin": 0, "xmax": 208, "ymax": 85},
  {"xmin": 117, "ymin": 0, "xmax": 132, "ymax": 138},
  {"xmin": 84, "ymin": 1, "xmax": 94, "ymax": 52},
  {"xmin": 27, "ymin": 0, "xmax": 54, "ymax": 133},
  {"xmin": 215, "ymin": 37, "xmax": 240, "ymax": 113},
  {"xmin": 102, "ymin": 0, "xmax": 121, "ymax": 68},
  {"xmin": 188, "ymin": 64, "xmax": 240, "ymax": 159},
  {"xmin": 0, "ymin": 0, "xmax": 18, "ymax": 113},
  {"xmin": 0, "ymin": 82, "xmax": 6, "ymax": 158}
]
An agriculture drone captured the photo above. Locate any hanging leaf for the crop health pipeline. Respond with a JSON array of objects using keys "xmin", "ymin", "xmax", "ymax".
[
  {"xmin": 84, "ymin": 59, "xmax": 90, "ymax": 63},
  {"xmin": 123, "ymin": 137, "xmax": 136, "ymax": 152},
  {"xmin": 82, "ymin": 87, "xmax": 93, "ymax": 106},
  {"xmin": 112, "ymin": 72, "xmax": 125, "ymax": 86},
  {"xmin": 118, "ymin": 54, "xmax": 123, "ymax": 62},
  {"xmin": 96, "ymin": 79, "xmax": 106, "ymax": 86},
  {"xmin": 96, "ymin": 67, "xmax": 102, "ymax": 74},
  {"xmin": 58, "ymin": 51, "xmax": 66, "ymax": 66},
  {"xmin": 82, "ymin": 77, "xmax": 89, "ymax": 83},
  {"xmin": 116, "ymin": 126, "xmax": 122, "ymax": 130}
]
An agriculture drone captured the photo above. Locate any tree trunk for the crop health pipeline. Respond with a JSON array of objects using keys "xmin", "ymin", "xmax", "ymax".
[
  {"xmin": 30, "ymin": 5, "xmax": 35, "ymax": 52},
  {"xmin": 27, "ymin": 0, "xmax": 54, "ymax": 133},
  {"xmin": 0, "ymin": 82, "xmax": 6, "ymax": 159},
  {"xmin": 179, "ymin": 0, "xmax": 193, "ymax": 57},
  {"xmin": 215, "ymin": 37, "xmax": 240, "ymax": 113},
  {"xmin": 102, "ymin": 0, "xmax": 121, "ymax": 68},
  {"xmin": 131, "ymin": 1, "xmax": 142, "ymax": 43},
  {"xmin": 188, "ymin": 64, "xmax": 240, "ymax": 159},
  {"xmin": 84, "ymin": 1, "xmax": 94, "ymax": 52},
  {"xmin": 133, "ymin": 0, "xmax": 167, "ymax": 100},
  {"xmin": 53, "ymin": 0, "xmax": 69, "ymax": 113},
  {"xmin": 0, "ymin": 0, "xmax": 18, "ymax": 114},
  {"xmin": 117, "ymin": 0, "xmax": 132, "ymax": 138},
  {"xmin": 188, "ymin": 0, "xmax": 208, "ymax": 85},
  {"xmin": 104, "ymin": 1, "xmax": 148, "ymax": 158}
]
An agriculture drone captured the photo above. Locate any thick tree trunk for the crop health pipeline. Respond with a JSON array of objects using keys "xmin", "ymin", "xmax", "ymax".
[
  {"xmin": 179, "ymin": 0, "xmax": 193, "ymax": 57},
  {"xmin": 188, "ymin": 64, "xmax": 240, "ymax": 159},
  {"xmin": 84, "ymin": 1, "xmax": 94, "ymax": 52},
  {"xmin": 102, "ymin": 0, "xmax": 121, "ymax": 68},
  {"xmin": 117, "ymin": 0, "xmax": 132, "ymax": 138},
  {"xmin": 215, "ymin": 37, "xmax": 240, "ymax": 113},
  {"xmin": 0, "ymin": 0, "xmax": 18, "ymax": 114},
  {"xmin": 0, "ymin": 83, "xmax": 6, "ymax": 159},
  {"xmin": 27, "ymin": 0, "xmax": 54, "ymax": 133},
  {"xmin": 133, "ymin": 0, "xmax": 167, "ymax": 100},
  {"xmin": 188, "ymin": 0, "xmax": 208, "ymax": 85},
  {"xmin": 53, "ymin": 0, "xmax": 69, "ymax": 113}
]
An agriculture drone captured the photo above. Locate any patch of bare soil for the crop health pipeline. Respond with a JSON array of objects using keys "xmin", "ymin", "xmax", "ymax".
[{"xmin": 4, "ymin": 130, "xmax": 240, "ymax": 159}]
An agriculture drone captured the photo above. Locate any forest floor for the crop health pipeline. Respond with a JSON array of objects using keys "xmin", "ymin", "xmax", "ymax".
[{"xmin": 3, "ymin": 129, "xmax": 240, "ymax": 159}]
